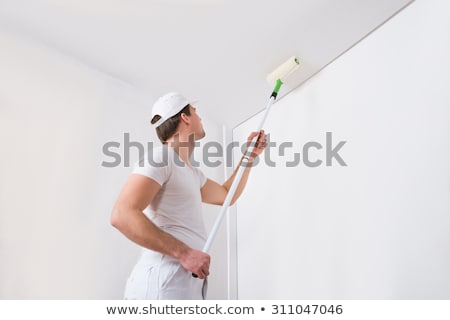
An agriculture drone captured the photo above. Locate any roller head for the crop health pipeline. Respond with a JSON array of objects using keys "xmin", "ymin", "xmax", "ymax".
[{"xmin": 266, "ymin": 56, "xmax": 300, "ymax": 86}]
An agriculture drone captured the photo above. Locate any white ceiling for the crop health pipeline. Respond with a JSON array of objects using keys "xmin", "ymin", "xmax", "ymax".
[{"xmin": 0, "ymin": 0, "xmax": 413, "ymax": 127}]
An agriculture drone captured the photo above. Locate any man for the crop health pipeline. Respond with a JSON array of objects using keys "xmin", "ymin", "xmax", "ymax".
[{"xmin": 111, "ymin": 92, "xmax": 266, "ymax": 299}]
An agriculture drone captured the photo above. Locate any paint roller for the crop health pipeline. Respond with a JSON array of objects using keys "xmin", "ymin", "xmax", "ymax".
[
  {"xmin": 192, "ymin": 56, "xmax": 300, "ymax": 278},
  {"xmin": 266, "ymin": 56, "xmax": 300, "ymax": 87}
]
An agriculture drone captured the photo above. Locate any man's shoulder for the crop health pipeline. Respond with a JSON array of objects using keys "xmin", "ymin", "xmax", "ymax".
[{"xmin": 136, "ymin": 145, "xmax": 173, "ymax": 168}]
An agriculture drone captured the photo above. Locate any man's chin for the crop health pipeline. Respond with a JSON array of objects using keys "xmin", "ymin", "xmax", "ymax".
[
  {"xmin": 195, "ymin": 130, "xmax": 206, "ymax": 141},
  {"xmin": 196, "ymin": 134, "xmax": 206, "ymax": 141}
]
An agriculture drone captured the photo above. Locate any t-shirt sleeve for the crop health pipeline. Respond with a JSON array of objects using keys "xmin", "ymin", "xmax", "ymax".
[
  {"xmin": 196, "ymin": 167, "xmax": 207, "ymax": 188},
  {"xmin": 132, "ymin": 152, "xmax": 171, "ymax": 186}
]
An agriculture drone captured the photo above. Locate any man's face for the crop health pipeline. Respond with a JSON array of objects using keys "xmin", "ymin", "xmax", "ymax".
[{"xmin": 189, "ymin": 105, "xmax": 206, "ymax": 140}]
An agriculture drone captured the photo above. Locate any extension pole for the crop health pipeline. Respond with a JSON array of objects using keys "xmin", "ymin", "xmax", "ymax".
[
  {"xmin": 193, "ymin": 55, "xmax": 300, "ymax": 278},
  {"xmin": 203, "ymin": 79, "xmax": 283, "ymax": 253}
]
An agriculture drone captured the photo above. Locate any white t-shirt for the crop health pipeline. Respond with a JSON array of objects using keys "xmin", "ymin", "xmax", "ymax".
[{"xmin": 132, "ymin": 145, "xmax": 208, "ymax": 251}]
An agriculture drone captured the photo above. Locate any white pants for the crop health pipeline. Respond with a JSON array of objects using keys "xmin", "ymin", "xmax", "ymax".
[{"xmin": 124, "ymin": 250, "xmax": 207, "ymax": 300}]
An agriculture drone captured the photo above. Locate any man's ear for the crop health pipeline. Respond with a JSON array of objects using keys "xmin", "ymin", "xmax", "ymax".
[{"xmin": 180, "ymin": 112, "xmax": 190, "ymax": 124}]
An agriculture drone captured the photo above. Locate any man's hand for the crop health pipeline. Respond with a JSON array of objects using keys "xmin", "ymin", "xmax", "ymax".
[
  {"xmin": 178, "ymin": 248, "xmax": 210, "ymax": 279},
  {"xmin": 246, "ymin": 130, "xmax": 267, "ymax": 159}
]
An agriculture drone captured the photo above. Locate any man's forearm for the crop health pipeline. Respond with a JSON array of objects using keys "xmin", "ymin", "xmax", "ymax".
[{"xmin": 222, "ymin": 155, "xmax": 254, "ymax": 204}]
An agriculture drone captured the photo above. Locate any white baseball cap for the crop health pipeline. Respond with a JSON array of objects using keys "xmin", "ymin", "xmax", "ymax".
[{"xmin": 151, "ymin": 92, "xmax": 197, "ymax": 128}]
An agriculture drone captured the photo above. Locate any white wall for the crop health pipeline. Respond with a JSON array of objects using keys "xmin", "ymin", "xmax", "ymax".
[
  {"xmin": 233, "ymin": 0, "xmax": 450, "ymax": 299},
  {"xmin": 0, "ymin": 29, "xmax": 227, "ymax": 299}
]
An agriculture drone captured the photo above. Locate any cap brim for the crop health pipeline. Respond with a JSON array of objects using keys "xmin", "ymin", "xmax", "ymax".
[{"xmin": 151, "ymin": 99, "xmax": 200, "ymax": 127}]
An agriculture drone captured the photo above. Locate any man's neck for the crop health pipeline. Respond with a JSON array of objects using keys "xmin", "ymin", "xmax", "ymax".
[{"xmin": 167, "ymin": 134, "xmax": 195, "ymax": 164}]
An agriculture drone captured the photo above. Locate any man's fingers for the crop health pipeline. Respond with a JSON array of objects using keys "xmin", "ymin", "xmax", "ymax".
[
  {"xmin": 249, "ymin": 130, "xmax": 266, "ymax": 149},
  {"xmin": 200, "ymin": 261, "xmax": 210, "ymax": 278},
  {"xmin": 248, "ymin": 130, "xmax": 263, "ymax": 139},
  {"xmin": 247, "ymin": 131, "xmax": 263, "ymax": 145},
  {"xmin": 194, "ymin": 256, "xmax": 210, "ymax": 279},
  {"xmin": 194, "ymin": 269, "xmax": 209, "ymax": 279},
  {"xmin": 256, "ymin": 131, "xmax": 266, "ymax": 148},
  {"xmin": 182, "ymin": 249, "xmax": 210, "ymax": 279}
]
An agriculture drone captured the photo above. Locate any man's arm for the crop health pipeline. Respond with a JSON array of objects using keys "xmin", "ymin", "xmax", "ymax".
[
  {"xmin": 201, "ymin": 130, "xmax": 266, "ymax": 206},
  {"xmin": 110, "ymin": 174, "xmax": 210, "ymax": 279}
]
